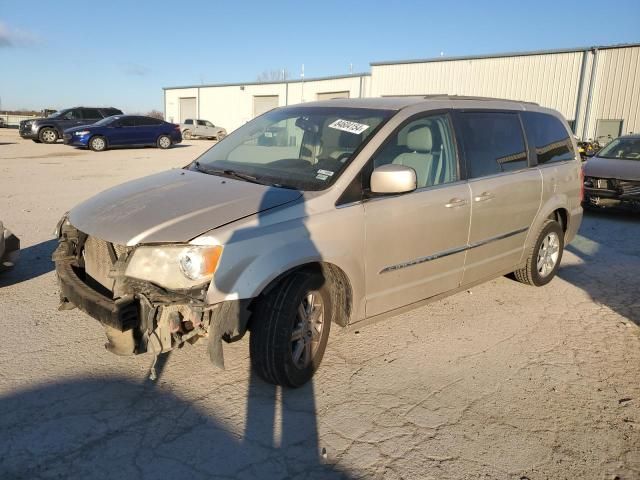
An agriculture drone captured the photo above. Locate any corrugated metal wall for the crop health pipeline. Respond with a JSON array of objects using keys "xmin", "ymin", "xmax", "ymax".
[
  {"xmin": 371, "ymin": 52, "xmax": 584, "ymax": 121},
  {"xmin": 583, "ymin": 46, "xmax": 640, "ymax": 140}
]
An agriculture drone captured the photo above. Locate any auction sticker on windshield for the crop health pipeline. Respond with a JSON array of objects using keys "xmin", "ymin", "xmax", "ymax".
[{"xmin": 328, "ymin": 119, "xmax": 370, "ymax": 135}]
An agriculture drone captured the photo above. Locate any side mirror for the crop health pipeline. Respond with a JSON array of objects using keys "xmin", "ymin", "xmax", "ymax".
[{"xmin": 370, "ymin": 164, "xmax": 417, "ymax": 194}]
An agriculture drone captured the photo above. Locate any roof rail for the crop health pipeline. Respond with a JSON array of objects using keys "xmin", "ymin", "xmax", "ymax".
[{"xmin": 422, "ymin": 94, "xmax": 539, "ymax": 105}]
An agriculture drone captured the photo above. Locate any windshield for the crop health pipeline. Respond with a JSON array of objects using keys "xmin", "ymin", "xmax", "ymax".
[
  {"xmin": 597, "ymin": 137, "xmax": 640, "ymax": 160},
  {"xmin": 191, "ymin": 106, "xmax": 392, "ymax": 190},
  {"xmin": 93, "ymin": 115, "xmax": 120, "ymax": 126}
]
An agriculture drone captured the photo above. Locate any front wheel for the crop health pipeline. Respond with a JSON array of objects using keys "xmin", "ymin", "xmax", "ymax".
[
  {"xmin": 513, "ymin": 219, "xmax": 564, "ymax": 286},
  {"xmin": 39, "ymin": 127, "xmax": 58, "ymax": 144},
  {"xmin": 250, "ymin": 270, "xmax": 332, "ymax": 387},
  {"xmin": 182, "ymin": 129, "xmax": 192, "ymax": 140},
  {"xmin": 157, "ymin": 135, "xmax": 172, "ymax": 149},
  {"xmin": 89, "ymin": 136, "xmax": 107, "ymax": 152}
]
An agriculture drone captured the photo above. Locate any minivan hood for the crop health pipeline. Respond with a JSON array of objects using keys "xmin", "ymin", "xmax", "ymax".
[
  {"xmin": 68, "ymin": 169, "xmax": 302, "ymax": 246},
  {"xmin": 585, "ymin": 156, "xmax": 640, "ymax": 181}
]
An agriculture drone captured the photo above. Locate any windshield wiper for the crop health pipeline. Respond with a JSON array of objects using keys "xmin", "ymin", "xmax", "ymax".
[{"xmin": 194, "ymin": 162, "xmax": 267, "ymax": 185}]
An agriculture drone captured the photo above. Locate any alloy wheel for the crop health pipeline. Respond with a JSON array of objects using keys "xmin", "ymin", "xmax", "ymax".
[
  {"xmin": 291, "ymin": 291, "xmax": 325, "ymax": 369},
  {"xmin": 537, "ymin": 232, "xmax": 560, "ymax": 277}
]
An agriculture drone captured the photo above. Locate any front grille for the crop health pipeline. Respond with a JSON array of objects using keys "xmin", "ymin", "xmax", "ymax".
[
  {"xmin": 83, "ymin": 236, "xmax": 129, "ymax": 292},
  {"xmin": 618, "ymin": 180, "xmax": 640, "ymax": 197},
  {"xmin": 19, "ymin": 123, "xmax": 32, "ymax": 135}
]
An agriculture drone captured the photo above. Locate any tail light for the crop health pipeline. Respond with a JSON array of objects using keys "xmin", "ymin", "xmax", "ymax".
[
  {"xmin": 174, "ymin": 124, "xmax": 181, "ymax": 131},
  {"xmin": 579, "ymin": 164, "xmax": 585, "ymax": 202}
]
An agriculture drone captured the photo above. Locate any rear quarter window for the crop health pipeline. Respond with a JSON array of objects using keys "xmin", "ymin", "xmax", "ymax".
[
  {"xmin": 522, "ymin": 112, "xmax": 575, "ymax": 164},
  {"xmin": 457, "ymin": 112, "xmax": 528, "ymax": 178}
]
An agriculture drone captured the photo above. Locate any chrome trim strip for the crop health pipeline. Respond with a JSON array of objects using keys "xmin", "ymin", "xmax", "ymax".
[{"xmin": 379, "ymin": 226, "xmax": 529, "ymax": 274}]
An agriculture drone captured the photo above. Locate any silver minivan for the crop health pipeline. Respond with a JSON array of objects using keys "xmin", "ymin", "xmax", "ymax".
[{"xmin": 53, "ymin": 96, "xmax": 583, "ymax": 386}]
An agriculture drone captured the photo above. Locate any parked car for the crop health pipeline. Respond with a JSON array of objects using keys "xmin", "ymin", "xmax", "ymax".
[
  {"xmin": 19, "ymin": 107, "xmax": 123, "ymax": 144},
  {"xmin": 583, "ymin": 134, "xmax": 640, "ymax": 209},
  {"xmin": 1, "ymin": 222, "xmax": 20, "ymax": 271},
  {"xmin": 63, "ymin": 115, "xmax": 182, "ymax": 151},
  {"xmin": 181, "ymin": 119, "xmax": 227, "ymax": 140},
  {"xmin": 0, "ymin": 117, "xmax": 5, "ymax": 128},
  {"xmin": 53, "ymin": 96, "xmax": 582, "ymax": 387}
]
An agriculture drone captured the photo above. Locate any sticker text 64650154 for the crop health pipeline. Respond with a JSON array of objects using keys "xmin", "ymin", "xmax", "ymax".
[{"xmin": 328, "ymin": 119, "xmax": 370, "ymax": 135}]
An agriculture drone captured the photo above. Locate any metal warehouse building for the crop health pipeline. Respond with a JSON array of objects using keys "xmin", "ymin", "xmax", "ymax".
[{"xmin": 164, "ymin": 43, "xmax": 640, "ymax": 140}]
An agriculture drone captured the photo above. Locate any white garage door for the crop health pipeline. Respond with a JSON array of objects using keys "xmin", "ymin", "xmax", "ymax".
[
  {"xmin": 316, "ymin": 91, "xmax": 350, "ymax": 101},
  {"xmin": 253, "ymin": 95, "xmax": 279, "ymax": 118},
  {"xmin": 179, "ymin": 97, "xmax": 197, "ymax": 123}
]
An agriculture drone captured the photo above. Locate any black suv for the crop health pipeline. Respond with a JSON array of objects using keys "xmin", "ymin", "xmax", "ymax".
[{"xmin": 19, "ymin": 107, "xmax": 123, "ymax": 144}]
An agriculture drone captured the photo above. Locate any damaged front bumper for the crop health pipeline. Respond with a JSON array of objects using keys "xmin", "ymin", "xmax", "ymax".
[{"xmin": 53, "ymin": 225, "xmax": 252, "ymax": 368}]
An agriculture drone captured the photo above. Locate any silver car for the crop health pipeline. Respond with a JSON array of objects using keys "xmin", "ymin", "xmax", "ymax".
[
  {"xmin": 181, "ymin": 119, "xmax": 227, "ymax": 140},
  {"xmin": 583, "ymin": 134, "xmax": 640, "ymax": 209},
  {"xmin": 53, "ymin": 96, "xmax": 583, "ymax": 387}
]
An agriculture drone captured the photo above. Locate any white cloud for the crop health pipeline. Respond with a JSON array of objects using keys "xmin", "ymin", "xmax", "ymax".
[{"xmin": 0, "ymin": 21, "xmax": 40, "ymax": 48}]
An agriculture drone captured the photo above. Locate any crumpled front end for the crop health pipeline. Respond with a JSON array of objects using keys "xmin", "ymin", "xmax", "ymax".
[{"xmin": 53, "ymin": 222, "xmax": 250, "ymax": 367}]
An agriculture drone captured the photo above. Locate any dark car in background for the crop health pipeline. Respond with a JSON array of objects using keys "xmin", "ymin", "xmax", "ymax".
[
  {"xmin": 63, "ymin": 115, "xmax": 182, "ymax": 151},
  {"xmin": 19, "ymin": 107, "xmax": 123, "ymax": 144},
  {"xmin": 583, "ymin": 134, "xmax": 640, "ymax": 210}
]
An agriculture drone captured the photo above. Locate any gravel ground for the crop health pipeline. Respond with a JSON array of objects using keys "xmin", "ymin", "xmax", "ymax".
[{"xmin": 0, "ymin": 129, "xmax": 638, "ymax": 480}]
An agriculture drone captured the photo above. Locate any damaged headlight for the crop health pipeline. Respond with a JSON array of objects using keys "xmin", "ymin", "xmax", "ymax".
[{"xmin": 125, "ymin": 244, "xmax": 223, "ymax": 290}]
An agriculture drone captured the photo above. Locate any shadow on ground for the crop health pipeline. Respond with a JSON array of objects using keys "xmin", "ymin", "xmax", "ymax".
[
  {"xmin": 560, "ymin": 208, "xmax": 640, "ymax": 326},
  {"xmin": 0, "ymin": 239, "xmax": 56, "ymax": 287},
  {"xmin": 0, "ymin": 356, "xmax": 351, "ymax": 479}
]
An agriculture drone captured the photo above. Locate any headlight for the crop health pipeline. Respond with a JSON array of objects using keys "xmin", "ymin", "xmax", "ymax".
[
  {"xmin": 125, "ymin": 245, "xmax": 223, "ymax": 290},
  {"xmin": 74, "ymin": 130, "xmax": 90, "ymax": 136},
  {"xmin": 53, "ymin": 212, "xmax": 70, "ymax": 237}
]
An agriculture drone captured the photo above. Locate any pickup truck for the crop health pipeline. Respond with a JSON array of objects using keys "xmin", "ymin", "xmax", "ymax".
[{"xmin": 180, "ymin": 119, "xmax": 227, "ymax": 141}]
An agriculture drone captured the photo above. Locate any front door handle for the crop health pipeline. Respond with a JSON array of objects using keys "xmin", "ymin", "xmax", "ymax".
[
  {"xmin": 474, "ymin": 192, "xmax": 495, "ymax": 202},
  {"xmin": 445, "ymin": 198, "xmax": 468, "ymax": 208}
]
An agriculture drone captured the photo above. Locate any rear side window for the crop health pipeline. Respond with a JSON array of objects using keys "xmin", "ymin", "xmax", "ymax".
[
  {"xmin": 81, "ymin": 108, "xmax": 102, "ymax": 119},
  {"xmin": 458, "ymin": 112, "xmax": 528, "ymax": 178},
  {"xmin": 522, "ymin": 112, "xmax": 574, "ymax": 164},
  {"xmin": 101, "ymin": 108, "xmax": 123, "ymax": 116},
  {"xmin": 136, "ymin": 117, "xmax": 163, "ymax": 126}
]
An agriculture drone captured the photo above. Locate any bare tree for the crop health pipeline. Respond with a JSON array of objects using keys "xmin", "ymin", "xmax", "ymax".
[
  {"xmin": 146, "ymin": 110, "xmax": 164, "ymax": 120},
  {"xmin": 256, "ymin": 69, "xmax": 289, "ymax": 82}
]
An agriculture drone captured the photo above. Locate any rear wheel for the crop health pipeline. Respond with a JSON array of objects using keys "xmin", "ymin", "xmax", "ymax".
[
  {"xmin": 39, "ymin": 127, "xmax": 58, "ymax": 144},
  {"xmin": 513, "ymin": 219, "xmax": 564, "ymax": 286},
  {"xmin": 89, "ymin": 136, "xmax": 107, "ymax": 152},
  {"xmin": 157, "ymin": 135, "xmax": 172, "ymax": 149},
  {"xmin": 250, "ymin": 270, "xmax": 332, "ymax": 387},
  {"xmin": 182, "ymin": 129, "xmax": 192, "ymax": 140}
]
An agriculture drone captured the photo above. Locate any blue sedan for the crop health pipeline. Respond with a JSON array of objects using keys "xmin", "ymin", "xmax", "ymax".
[{"xmin": 63, "ymin": 115, "xmax": 182, "ymax": 151}]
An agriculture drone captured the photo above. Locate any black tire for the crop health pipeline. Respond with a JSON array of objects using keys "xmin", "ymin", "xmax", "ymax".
[
  {"xmin": 38, "ymin": 127, "xmax": 58, "ymax": 144},
  {"xmin": 157, "ymin": 135, "xmax": 172, "ymax": 149},
  {"xmin": 513, "ymin": 219, "xmax": 564, "ymax": 287},
  {"xmin": 182, "ymin": 129, "xmax": 192, "ymax": 140},
  {"xmin": 31, "ymin": 139, "xmax": 42, "ymax": 143},
  {"xmin": 89, "ymin": 136, "xmax": 107, "ymax": 152},
  {"xmin": 250, "ymin": 270, "xmax": 332, "ymax": 387}
]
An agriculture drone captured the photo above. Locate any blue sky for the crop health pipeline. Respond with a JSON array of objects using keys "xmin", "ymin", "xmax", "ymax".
[{"xmin": 1, "ymin": 0, "xmax": 639, "ymax": 113}]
